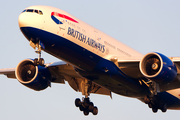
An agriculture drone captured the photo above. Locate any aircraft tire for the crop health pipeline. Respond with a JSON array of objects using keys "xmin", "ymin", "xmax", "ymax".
[
  {"xmin": 79, "ymin": 105, "xmax": 84, "ymax": 111},
  {"xmin": 152, "ymin": 107, "xmax": 158, "ymax": 113},
  {"xmin": 75, "ymin": 98, "xmax": 81, "ymax": 107},
  {"xmin": 83, "ymin": 109, "xmax": 89, "ymax": 116},
  {"xmin": 39, "ymin": 58, "xmax": 44, "ymax": 66},
  {"xmin": 148, "ymin": 103, "xmax": 153, "ymax": 108},
  {"xmin": 144, "ymin": 96, "xmax": 150, "ymax": 104},
  {"xmin": 88, "ymin": 102, "xmax": 94, "ymax": 112},
  {"xmin": 84, "ymin": 98, "xmax": 90, "ymax": 107},
  {"xmin": 161, "ymin": 104, "xmax": 167, "ymax": 113},
  {"xmin": 92, "ymin": 106, "xmax": 98, "ymax": 115},
  {"xmin": 34, "ymin": 58, "xmax": 38, "ymax": 66}
]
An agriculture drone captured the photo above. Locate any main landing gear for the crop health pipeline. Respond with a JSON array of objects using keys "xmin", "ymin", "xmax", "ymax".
[
  {"xmin": 143, "ymin": 81, "xmax": 167, "ymax": 113},
  {"xmin": 75, "ymin": 79, "xmax": 98, "ymax": 116},
  {"xmin": 144, "ymin": 95, "xmax": 167, "ymax": 113},
  {"xmin": 75, "ymin": 97, "xmax": 98, "ymax": 116}
]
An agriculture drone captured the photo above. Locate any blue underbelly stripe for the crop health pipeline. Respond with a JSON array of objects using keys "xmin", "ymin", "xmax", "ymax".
[{"xmin": 20, "ymin": 27, "xmax": 102, "ymax": 71}]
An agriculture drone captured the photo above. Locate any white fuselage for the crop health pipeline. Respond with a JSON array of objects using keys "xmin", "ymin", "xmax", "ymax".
[{"xmin": 18, "ymin": 5, "xmax": 143, "ymax": 63}]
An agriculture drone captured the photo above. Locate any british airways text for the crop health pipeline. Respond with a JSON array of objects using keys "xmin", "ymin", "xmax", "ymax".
[{"xmin": 67, "ymin": 27, "xmax": 105, "ymax": 53}]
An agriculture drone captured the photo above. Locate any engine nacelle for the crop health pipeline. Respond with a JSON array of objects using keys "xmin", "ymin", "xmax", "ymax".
[
  {"xmin": 140, "ymin": 52, "xmax": 177, "ymax": 84},
  {"xmin": 15, "ymin": 59, "xmax": 51, "ymax": 91}
]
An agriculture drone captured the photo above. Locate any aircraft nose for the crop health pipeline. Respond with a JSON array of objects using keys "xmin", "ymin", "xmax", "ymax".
[
  {"xmin": 18, "ymin": 14, "xmax": 24, "ymax": 28},
  {"xmin": 18, "ymin": 13, "xmax": 27, "ymax": 28}
]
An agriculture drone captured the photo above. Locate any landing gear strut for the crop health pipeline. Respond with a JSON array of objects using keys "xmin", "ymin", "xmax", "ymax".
[
  {"xmin": 32, "ymin": 40, "xmax": 45, "ymax": 66},
  {"xmin": 75, "ymin": 79, "xmax": 98, "ymax": 116}
]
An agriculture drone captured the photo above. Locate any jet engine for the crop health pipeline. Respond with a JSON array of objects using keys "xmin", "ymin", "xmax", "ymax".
[
  {"xmin": 140, "ymin": 52, "xmax": 177, "ymax": 84},
  {"xmin": 15, "ymin": 59, "xmax": 51, "ymax": 91}
]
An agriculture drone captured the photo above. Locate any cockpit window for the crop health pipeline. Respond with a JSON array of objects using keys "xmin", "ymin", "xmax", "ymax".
[
  {"xmin": 27, "ymin": 9, "xmax": 34, "ymax": 12},
  {"xmin": 39, "ymin": 10, "xmax": 43, "ymax": 15},
  {"xmin": 34, "ymin": 10, "xmax": 38, "ymax": 14},
  {"xmin": 22, "ymin": 9, "xmax": 26, "ymax": 13},
  {"xmin": 22, "ymin": 9, "xmax": 43, "ymax": 15}
]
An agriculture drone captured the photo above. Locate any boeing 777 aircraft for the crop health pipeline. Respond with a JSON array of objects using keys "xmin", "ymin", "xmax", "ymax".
[{"xmin": 1, "ymin": 5, "xmax": 180, "ymax": 116}]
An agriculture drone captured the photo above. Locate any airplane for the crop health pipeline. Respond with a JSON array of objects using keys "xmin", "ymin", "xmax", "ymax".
[{"xmin": 0, "ymin": 5, "xmax": 180, "ymax": 116}]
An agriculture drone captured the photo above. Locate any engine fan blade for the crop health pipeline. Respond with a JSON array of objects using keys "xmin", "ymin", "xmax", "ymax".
[
  {"xmin": 145, "ymin": 57, "xmax": 160, "ymax": 75},
  {"xmin": 20, "ymin": 63, "xmax": 36, "ymax": 82}
]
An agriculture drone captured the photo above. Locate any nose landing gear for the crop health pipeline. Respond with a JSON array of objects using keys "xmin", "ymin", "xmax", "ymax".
[{"xmin": 31, "ymin": 40, "xmax": 45, "ymax": 66}]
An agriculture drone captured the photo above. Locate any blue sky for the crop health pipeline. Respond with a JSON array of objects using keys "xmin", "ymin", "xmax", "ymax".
[{"xmin": 0, "ymin": 0, "xmax": 180, "ymax": 120}]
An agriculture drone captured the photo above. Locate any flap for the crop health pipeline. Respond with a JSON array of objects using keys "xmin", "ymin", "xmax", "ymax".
[{"xmin": 47, "ymin": 61, "xmax": 111, "ymax": 96}]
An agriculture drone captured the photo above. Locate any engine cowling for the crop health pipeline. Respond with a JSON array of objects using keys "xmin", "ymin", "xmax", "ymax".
[
  {"xmin": 139, "ymin": 52, "xmax": 177, "ymax": 84},
  {"xmin": 15, "ymin": 59, "xmax": 51, "ymax": 91}
]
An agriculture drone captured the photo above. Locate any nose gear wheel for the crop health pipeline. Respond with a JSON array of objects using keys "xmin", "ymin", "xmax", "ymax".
[{"xmin": 34, "ymin": 58, "xmax": 45, "ymax": 66}]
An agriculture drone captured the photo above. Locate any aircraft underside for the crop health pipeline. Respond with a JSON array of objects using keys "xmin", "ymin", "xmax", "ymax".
[{"xmin": 18, "ymin": 26, "xmax": 180, "ymax": 115}]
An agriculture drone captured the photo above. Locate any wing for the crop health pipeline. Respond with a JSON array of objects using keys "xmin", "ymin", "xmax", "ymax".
[
  {"xmin": 118, "ymin": 60, "xmax": 143, "ymax": 78},
  {"xmin": 169, "ymin": 57, "xmax": 180, "ymax": 72},
  {"xmin": 0, "ymin": 61, "xmax": 111, "ymax": 96},
  {"xmin": 0, "ymin": 68, "xmax": 16, "ymax": 78},
  {"xmin": 117, "ymin": 57, "xmax": 180, "ymax": 91}
]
